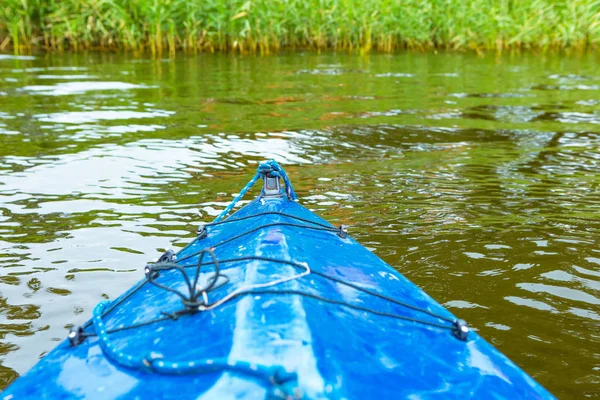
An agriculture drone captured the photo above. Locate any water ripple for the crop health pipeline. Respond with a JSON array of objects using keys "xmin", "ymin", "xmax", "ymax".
[{"xmin": 19, "ymin": 81, "xmax": 156, "ymax": 96}]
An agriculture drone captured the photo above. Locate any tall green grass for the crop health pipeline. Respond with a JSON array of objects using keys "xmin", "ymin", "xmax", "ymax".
[{"xmin": 1, "ymin": 0, "xmax": 599, "ymax": 54}]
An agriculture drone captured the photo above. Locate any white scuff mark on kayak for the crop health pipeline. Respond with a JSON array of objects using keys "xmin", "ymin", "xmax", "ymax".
[
  {"xmin": 336, "ymin": 283, "xmax": 363, "ymax": 304},
  {"xmin": 56, "ymin": 347, "xmax": 137, "ymax": 397},
  {"xmin": 199, "ymin": 229, "xmax": 326, "ymax": 399},
  {"xmin": 466, "ymin": 341, "xmax": 511, "ymax": 384},
  {"xmin": 378, "ymin": 351, "xmax": 399, "ymax": 369},
  {"xmin": 378, "ymin": 271, "xmax": 399, "ymax": 281},
  {"xmin": 261, "ymin": 299, "xmax": 277, "ymax": 309},
  {"xmin": 407, "ymin": 382, "xmax": 453, "ymax": 398}
]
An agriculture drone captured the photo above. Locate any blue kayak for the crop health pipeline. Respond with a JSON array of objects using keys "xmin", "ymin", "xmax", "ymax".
[{"xmin": 3, "ymin": 161, "xmax": 553, "ymax": 399}]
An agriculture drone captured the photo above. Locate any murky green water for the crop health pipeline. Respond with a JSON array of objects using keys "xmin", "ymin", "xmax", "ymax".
[{"xmin": 1, "ymin": 52, "xmax": 599, "ymax": 397}]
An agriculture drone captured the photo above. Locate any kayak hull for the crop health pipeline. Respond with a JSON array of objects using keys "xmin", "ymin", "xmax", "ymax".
[{"xmin": 3, "ymin": 196, "xmax": 553, "ymax": 399}]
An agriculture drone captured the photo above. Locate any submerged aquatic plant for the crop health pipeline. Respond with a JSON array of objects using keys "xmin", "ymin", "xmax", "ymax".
[{"xmin": 1, "ymin": 0, "xmax": 599, "ymax": 54}]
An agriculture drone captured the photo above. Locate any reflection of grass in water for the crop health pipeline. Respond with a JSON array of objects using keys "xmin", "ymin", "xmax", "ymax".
[{"xmin": 0, "ymin": 0, "xmax": 599, "ymax": 54}]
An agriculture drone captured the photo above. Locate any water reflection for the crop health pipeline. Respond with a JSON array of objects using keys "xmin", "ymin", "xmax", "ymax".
[
  {"xmin": 0, "ymin": 52, "xmax": 599, "ymax": 397},
  {"xmin": 20, "ymin": 81, "xmax": 156, "ymax": 96}
]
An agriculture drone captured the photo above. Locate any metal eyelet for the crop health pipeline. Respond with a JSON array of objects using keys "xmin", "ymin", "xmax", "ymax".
[
  {"xmin": 452, "ymin": 319, "xmax": 469, "ymax": 341},
  {"xmin": 338, "ymin": 225, "xmax": 348, "ymax": 239},
  {"xmin": 68, "ymin": 326, "xmax": 84, "ymax": 346},
  {"xmin": 197, "ymin": 225, "xmax": 208, "ymax": 240}
]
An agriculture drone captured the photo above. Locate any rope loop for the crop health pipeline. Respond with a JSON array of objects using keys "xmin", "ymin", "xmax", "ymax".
[
  {"xmin": 213, "ymin": 160, "xmax": 297, "ymax": 223},
  {"xmin": 257, "ymin": 159, "xmax": 298, "ymax": 201},
  {"xmin": 146, "ymin": 248, "xmax": 224, "ymax": 313}
]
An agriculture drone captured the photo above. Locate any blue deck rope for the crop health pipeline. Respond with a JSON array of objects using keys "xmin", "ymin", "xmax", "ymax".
[
  {"xmin": 213, "ymin": 160, "xmax": 297, "ymax": 223},
  {"xmin": 92, "ymin": 301, "xmax": 298, "ymax": 393}
]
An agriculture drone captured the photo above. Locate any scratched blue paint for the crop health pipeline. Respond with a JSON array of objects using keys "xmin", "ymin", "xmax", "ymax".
[{"xmin": 3, "ymin": 193, "xmax": 554, "ymax": 399}]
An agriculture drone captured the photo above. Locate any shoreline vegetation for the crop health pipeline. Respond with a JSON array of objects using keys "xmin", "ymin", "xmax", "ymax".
[{"xmin": 1, "ymin": 0, "xmax": 599, "ymax": 55}]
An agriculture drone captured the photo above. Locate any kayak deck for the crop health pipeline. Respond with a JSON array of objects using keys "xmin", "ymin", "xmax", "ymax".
[{"xmin": 3, "ymin": 163, "xmax": 553, "ymax": 399}]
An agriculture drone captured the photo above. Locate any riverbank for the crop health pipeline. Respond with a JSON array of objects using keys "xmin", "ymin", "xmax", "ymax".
[{"xmin": 1, "ymin": 0, "xmax": 599, "ymax": 54}]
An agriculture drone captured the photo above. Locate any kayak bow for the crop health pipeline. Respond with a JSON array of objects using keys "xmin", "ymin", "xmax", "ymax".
[{"xmin": 3, "ymin": 160, "xmax": 553, "ymax": 399}]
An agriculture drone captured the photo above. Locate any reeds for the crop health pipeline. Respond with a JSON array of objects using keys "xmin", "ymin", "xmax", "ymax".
[{"xmin": 1, "ymin": 0, "xmax": 599, "ymax": 54}]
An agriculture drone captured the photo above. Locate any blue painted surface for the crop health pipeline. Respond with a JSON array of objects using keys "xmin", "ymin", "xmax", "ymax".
[{"xmin": 3, "ymin": 191, "xmax": 554, "ymax": 399}]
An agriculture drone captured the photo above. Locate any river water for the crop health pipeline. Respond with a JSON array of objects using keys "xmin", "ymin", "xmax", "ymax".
[{"xmin": 0, "ymin": 52, "xmax": 599, "ymax": 397}]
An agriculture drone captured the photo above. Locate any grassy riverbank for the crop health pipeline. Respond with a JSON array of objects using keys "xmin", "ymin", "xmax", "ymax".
[{"xmin": 1, "ymin": 0, "xmax": 599, "ymax": 54}]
